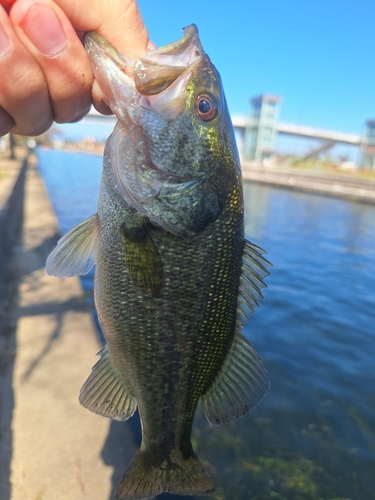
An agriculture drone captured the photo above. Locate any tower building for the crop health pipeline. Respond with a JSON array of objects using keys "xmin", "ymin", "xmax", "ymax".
[
  {"xmin": 358, "ymin": 120, "xmax": 375, "ymax": 169},
  {"xmin": 243, "ymin": 94, "xmax": 282, "ymax": 162}
]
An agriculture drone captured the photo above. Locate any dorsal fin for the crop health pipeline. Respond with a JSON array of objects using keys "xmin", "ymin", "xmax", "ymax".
[
  {"xmin": 237, "ymin": 240, "xmax": 272, "ymax": 326},
  {"xmin": 201, "ymin": 239, "xmax": 271, "ymax": 426},
  {"xmin": 46, "ymin": 214, "xmax": 99, "ymax": 277}
]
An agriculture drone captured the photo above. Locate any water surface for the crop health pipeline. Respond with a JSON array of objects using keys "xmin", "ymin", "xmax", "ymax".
[{"xmin": 38, "ymin": 149, "xmax": 375, "ymax": 500}]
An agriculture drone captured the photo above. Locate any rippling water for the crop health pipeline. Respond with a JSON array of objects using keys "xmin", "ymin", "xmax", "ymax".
[{"xmin": 38, "ymin": 149, "xmax": 375, "ymax": 500}]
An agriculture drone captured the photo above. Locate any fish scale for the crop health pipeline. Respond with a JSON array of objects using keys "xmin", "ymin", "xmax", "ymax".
[
  {"xmin": 46, "ymin": 24, "xmax": 271, "ymax": 500},
  {"xmin": 96, "ymin": 165, "xmax": 245, "ymax": 466}
]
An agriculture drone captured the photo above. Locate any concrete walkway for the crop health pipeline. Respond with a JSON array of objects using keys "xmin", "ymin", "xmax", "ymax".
[
  {"xmin": 241, "ymin": 162, "xmax": 375, "ymax": 204},
  {"xmin": 6, "ymin": 155, "xmax": 138, "ymax": 500}
]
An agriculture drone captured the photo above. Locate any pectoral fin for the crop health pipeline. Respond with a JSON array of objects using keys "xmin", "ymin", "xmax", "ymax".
[
  {"xmin": 122, "ymin": 223, "xmax": 163, "ymax": 297},
  {"xmin": 79, "ymin": 345, "xmax": 137, "ymax": 421},
  {"xmin": 46, "ymin": 214, "xmax": 99, "ymax": 277}
]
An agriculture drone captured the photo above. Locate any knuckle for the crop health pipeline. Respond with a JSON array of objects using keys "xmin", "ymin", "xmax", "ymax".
[
  {"xmin": 0, "ymin": 110, "xmax": 15, "ymax": 137},
  {"xmin": 1, "ymin": 63, "xmax": 46, "ymax": 107},
  {"xmin": 53, "ymin": 91, "xmax": 92, "ymax": 125},
  {"xmin": 53, "ymin": 95, "xmax": 91, "ymax": 124},
  {"xmin": 12, "ymin": 115, "xmax": 53, "ymax": 137},
  {"xmin": 51, "ymin": 59, "xmax": 93, "ymax": 100},
  {"xmin": 69, "ymin": 106, "xmax": 91, "ymax": 124},
  {"xmin": 48, "ymin": 61, "xmax": 94, "ymax": 123},
  {"xmin": 0, "ymin": 63, "xmax": 53, "ymax": 135}
]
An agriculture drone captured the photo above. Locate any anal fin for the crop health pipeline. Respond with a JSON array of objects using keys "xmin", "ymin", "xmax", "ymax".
[
  {"xmin": 79, "ymin": 345, "xmax": 137, "ymax": 421},
  {"xmin": 201, "ymin": 332, "xmax": 270, "ymax": 426}
]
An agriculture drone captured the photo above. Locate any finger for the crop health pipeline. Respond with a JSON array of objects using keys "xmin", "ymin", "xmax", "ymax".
[
  {"xmin": 0, "ymin": 1, "xmax": 14, "ymax": 14},
  {"xmin": 10, "ymin": 0, "xmax": 93, "ymax": 124},
  {"xmin": 52, "ymin": 0, "xmax": 149, "ymax": 113},
  {"xmin": 0, "ymin": 106, "xmax": 15, "ymax": 136},
  {"xmin": 0, "ymin": 5, "xmax": 53, "ymax": 136},
  {"xmin": 54, "ymin": 0, "xmax": 148, "ymax": 58}
]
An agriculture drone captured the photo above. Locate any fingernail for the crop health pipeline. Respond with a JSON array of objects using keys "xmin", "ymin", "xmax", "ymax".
[
  {"xmin": 21, "ymin": 4, "xmax": 67, "ymax": 57},
  {"xmin": 0, "ymin": 25, "xmax": 12, "ymax": 58}
]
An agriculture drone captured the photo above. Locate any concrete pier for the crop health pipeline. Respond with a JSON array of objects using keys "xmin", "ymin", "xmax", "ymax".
[
  {"xmin": 0, "ymin": 152, "xmax": 138, "ymax": 500},
  {"xmin": 241, "ymin": 162, "xmax": 375, "ymax": 204}
]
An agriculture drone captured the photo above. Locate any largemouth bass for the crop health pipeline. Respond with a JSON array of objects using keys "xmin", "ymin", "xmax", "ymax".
[{"xmin": 47, "ymin": 25, "xmax": 271, "ymax": 500}]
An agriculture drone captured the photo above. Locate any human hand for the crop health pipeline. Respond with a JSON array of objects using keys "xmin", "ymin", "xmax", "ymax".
[{"xmin": 0, "ymin": 0, "xmax": 148, "ymax": 136}]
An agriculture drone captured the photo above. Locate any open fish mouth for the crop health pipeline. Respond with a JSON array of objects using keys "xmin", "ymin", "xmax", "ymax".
[
  {"xmin": 84, "ymin": 25, "xmax": 204, "ymax": 121},
  {"xmin": 84, "ymin": 26, "xmax": 224, "ymax": 238},
  {"xmin": 133, "ymin": 24, "xmax": 203, "ymax": 95}
]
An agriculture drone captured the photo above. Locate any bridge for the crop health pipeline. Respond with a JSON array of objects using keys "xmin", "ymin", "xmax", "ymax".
[
  {"xmin": 231, "ymin": 115, "xmax": 360, "ymax": 146},
  {"xmin": 84, "ymin": 109, "xmax": 360, "ymax": 146}
]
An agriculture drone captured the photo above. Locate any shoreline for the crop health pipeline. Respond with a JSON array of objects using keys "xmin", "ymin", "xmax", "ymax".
[
  {"xmin": 44, "ymin": 146, "xmax": 375, "ymax": 204},
  {"xmin": 241, "ymin": 162, "xmax": 375, "ymax": 204},
  {"xmin": 0, "ymin": 151, "xmax": 139, "ymax": 500}
]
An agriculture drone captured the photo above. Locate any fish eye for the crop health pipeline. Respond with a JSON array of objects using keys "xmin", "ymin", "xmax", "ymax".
[{"xmin": 195, "ymin": 94, "xmax": 217, "ymax": 121}]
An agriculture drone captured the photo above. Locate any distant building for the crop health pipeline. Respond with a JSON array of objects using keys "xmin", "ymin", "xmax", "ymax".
[
  {"xmin": 358, "ymin": 120, "xmax": 375, "ymax": 169},
  {"xmin": 243, "ymin": 94, "xmax": 282, "ymax": 161}
]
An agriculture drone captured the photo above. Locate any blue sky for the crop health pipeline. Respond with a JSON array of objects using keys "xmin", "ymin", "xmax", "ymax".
[
  {"xmin": 137, "ymin": 0, "xmax": 375, "ymax": 135},
  {"xmin": 58, "ymin": 0, "xmax": 373, "ymax": 161}
]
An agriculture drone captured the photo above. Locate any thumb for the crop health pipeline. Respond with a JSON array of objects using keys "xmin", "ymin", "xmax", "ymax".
[
  {"xmin": 54, "ymin": 0, "xmax": 149, "ymax": 59},
  {"xmin": 55, "ymin": 0, "xmax": 149, "ymax": 114}
]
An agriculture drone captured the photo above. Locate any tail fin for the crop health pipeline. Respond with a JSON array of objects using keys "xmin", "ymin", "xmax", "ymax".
[{"xmin": 115, "ymin": 449, "xmax": 215, "ymax": 500}]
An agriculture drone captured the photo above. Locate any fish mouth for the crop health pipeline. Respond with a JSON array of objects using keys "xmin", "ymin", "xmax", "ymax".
[
  {"xmin": 84, "ymin": 25, "xmax": 204, "ymax": 123},
  {"xmin": 83, "ymin": 31, "xmax": 134, "ymax": 79},
  {"xmin": 84, "ymin": 31, "xmax": 137, "ymax": 126},
  {"xmin": 85, "ymin": 26, "xmax": 222, "ymax": 238},
  {"xmin": 133, "ymin": 24, "xmax": 203, "ymax": 95}
]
